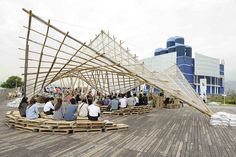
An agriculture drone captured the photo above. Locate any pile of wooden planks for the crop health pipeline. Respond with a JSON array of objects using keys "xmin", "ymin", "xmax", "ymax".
[
  {"xmin": 103, "ymin": 105, "xmax": 152, "ymax": 116},
  {"xmin": 166, "ymin": 99, "xmax": 182, "ymax": 109},
  {"xmin": 5, "ymin": 111, "xmax": 128, "ymax": 134}
]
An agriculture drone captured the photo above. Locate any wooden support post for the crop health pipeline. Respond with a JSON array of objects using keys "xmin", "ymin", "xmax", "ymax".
[{"xmin": 23, "ymin": 10, "xmax": 32, "ymax": 97}]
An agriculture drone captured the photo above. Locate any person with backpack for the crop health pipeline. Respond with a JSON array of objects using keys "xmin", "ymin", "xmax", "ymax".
[{"xmin": 77, "ymin": 97, "xmax": 89, "ymax": 117}]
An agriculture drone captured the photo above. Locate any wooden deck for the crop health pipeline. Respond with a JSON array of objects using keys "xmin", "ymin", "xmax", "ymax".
[{"xmin": 1, "ymin": 100, "xmax": 236, "ymax": 157}]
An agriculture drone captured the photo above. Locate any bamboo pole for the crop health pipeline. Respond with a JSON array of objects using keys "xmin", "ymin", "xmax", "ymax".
[
  {"xmin": 23, "ymin": 10, "xmax": 32, "ymax": 97},
  {"xmin": 40, "ymin": 32, "xmax": 69, "ymax": 91},
  {"xmin": 48, "ymin": 42, "xmax": 86, "ymax": 84},
  {"xmin": 34, "ymin": 20, "xmax": 50, "ymax": 95},
  {"xmin": 19, "ymin": 36, "xmax": 101, "ymax": 68}
]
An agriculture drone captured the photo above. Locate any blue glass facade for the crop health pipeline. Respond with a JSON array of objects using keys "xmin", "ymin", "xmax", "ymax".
[{"xmin": 153, "ymin": 36, "xmax": 225, "ymax": 95}]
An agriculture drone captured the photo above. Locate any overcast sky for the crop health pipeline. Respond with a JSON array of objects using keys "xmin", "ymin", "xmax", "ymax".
[{"xmin": 0, "ymin": 0, "xmax": 236, "ymax": 82}]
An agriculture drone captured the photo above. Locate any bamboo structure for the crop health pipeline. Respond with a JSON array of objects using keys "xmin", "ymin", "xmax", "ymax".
[{"xmin": 20, "ymin": 9, "xmax": 213, "ymax": 116}]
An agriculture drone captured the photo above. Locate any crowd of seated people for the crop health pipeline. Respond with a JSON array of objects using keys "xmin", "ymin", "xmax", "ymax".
[
  {"xmin": 97, "ymin": 92, "xmax": 149, "ymax": 111},
  {"xmin": 18, "ymin": 91, "xmax": 101, "ymax": 121},
  {"xmin": 18, "ymin": 88, "xmax": 151, "ymax": 121}
]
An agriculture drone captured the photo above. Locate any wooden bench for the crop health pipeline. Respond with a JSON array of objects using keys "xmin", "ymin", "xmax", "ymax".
[{"xmin": 5, "ymin": 111, "xmax": 129, "ymax": 134}]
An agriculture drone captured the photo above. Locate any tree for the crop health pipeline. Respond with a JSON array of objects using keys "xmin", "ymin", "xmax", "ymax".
[{"xmin": 0, "ymin": 76, "xmax": 23, "ymax": 89}]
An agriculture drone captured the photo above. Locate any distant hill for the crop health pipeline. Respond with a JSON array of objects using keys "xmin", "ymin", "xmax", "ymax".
[{"xmin": 225, "ymin": 81, "xmax": 236, "ymax": 93}]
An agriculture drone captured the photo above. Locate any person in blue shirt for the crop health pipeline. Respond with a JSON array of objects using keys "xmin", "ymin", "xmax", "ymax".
[
  {"xmin": 109, "ymin": 96, "xmax": 119, "ymax": 111},
  {"xmin": 64, "ymin": 98, "xmax": 77, "ymax": 121},
  {"xmin": 26, "ymin": 97, "xmax": 39, "ymax": 119}
]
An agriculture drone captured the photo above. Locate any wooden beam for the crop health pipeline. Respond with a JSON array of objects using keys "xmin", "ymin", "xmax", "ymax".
[
  {"xmin": 24, "ymin": 10, "xmax": 32, "ymax": 97},
  {"xmin": 19, "ymin": 36, "xmax": 102, "ymax": 68},
  {"xmin": 40, "ymin": 32, "xmax": 69, "ymax": 91},
  {"xmin": 18, "ymin": 48, "xmax": 96, "ymax": 68},
  {"xmin": 106, "ymin": 71, "xmax": 110, "ymax": 94},
  {"xmin": 47, "ymin": 42, "xmax": 86, "ymax": 85},
  {"xmin": 34, "ymin": 20, "xmax": 50, "ymax": 94}
]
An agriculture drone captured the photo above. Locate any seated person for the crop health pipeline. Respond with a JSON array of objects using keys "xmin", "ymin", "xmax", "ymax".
[
  {"xmin": 26, "ymin": 97, "xmax": 39, "ymax": 119},
  {"xmin": 164, "ymin": 97, "xmax": 170, "ymax": 108},
  {"xmin": 103, "ymin": 96, "xmax": 110, "ymax": 106},
  {"xmin": 88, "ymin": 100, "xmax": 101, "ymax": 121},
  {"xmin": 119, "ymin": 94, "xmax": 128, "ymax": 108},
  {"xmin": 77, "ymin": 97, "xmax": 89, "ymax": 117},
  {"xmin": 127, "ymin": 94, "xmax": 135, "ymax": 106},
  {"xmin": 18, "ymin": 97, "xmax": 28, "ymax": 117},
  {"xmin": 139, "ymin": 93, "xmax": 144, "ymax": 105},
  {"xmin": 143, "ymin": 93, "xmax": 148, "ymax": 105},
  {"xmin": 75, "ymin": 93, "xmax": 81, "ymax": 104},
  {"xmin": 43, "ymin": 97, "xmax": 55, "ymax": 115},
  {"xmin": 87, "ymin": 94, "xmax": 93, "ymax": 105},
  {"xmin": 64, "ymin": 98, "xmax": 77, "ymax": 121},
  {"xmin": 110, "ymin": 96, "xmax": 119, "ymax": 110},
  {"xmin": 53, "ymin": 98, "xmax": 64, "ymax": 120},
  {"xmin": 64, "ymin": 94, "xmax": 72, "ymax": 104},
  {"xmin": 133, "ymin": 93, "xmax": 139, "ymax": 106}
]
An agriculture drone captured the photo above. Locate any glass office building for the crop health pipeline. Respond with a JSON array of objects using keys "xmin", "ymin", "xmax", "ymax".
[{"xmin": 142, "ymin": 36, "xmax": 225, "ymax": 95}]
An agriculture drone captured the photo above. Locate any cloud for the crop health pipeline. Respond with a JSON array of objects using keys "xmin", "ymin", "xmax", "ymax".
[{"xmin": 0, "ymin": 0, "xmax": 236, "ymax": 81}]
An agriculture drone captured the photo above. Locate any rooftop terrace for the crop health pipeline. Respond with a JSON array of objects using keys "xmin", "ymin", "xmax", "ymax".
[{"xmin": 0, "ymin": 101, "xmax": 236, "ymax": 157}]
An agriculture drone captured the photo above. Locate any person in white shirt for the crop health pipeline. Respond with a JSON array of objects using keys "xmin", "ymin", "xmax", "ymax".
[
  {"xmin": 127, "ymin": 94, "xmax": 135, "ymax": 106},
  {"xmin": 77, "ymin": 97, "xmax": 89, "ymax": 117},
  {"xmin": 119, "ymin": 94, "xmax": 128, "ymax": 108},
  {"xmin": 88, "ymin": 100, "xmax": 100, "ymax": 121},
  {"xmin": 44, "ymin": 97, "xmax": 55, "ymax": 115},
  {"xmin": 133, "ymin": 93, "xmax": 139, "ymax": 106}
]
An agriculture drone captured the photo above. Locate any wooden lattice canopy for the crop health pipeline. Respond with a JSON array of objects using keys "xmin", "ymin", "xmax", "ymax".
[{"xmin": 20, "ymin": 9, "xmax": 213, "ymax": 116}]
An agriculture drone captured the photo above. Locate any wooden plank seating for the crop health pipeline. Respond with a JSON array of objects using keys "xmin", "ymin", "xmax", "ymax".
[
  {"xmin": 75, "ymin": 120, "xmax": 105, "ymax": 129},
  {"xmin": 105, "ymin": 123, "xmax": 128, "ymax": 131},
  {"xmin": 73, "ymin": 120, "xmax": 105, "ymax": 133},
  {"xmin": 44, "ymin": 120, "xmax": 75, "ymax": 127},
  {"xmin": 165, "ymin": 99, "xmax": 182, "ymax": 109},
  {"xmin": 53, "ymin": 129, "xmax": 71, "ymax": 134},
  {"xmin": 25, "ymin": 119, "xmax": 48, "ymax": 127},
  {"xmin": 5, "ymin": 111, "xmax": 128, "ymax": 134},
  {"xmin": 5, "ymin": 111, "xmax": 13, "ymax": 115},
  {"xmin": 39, "ymin": 128, "xmax": 54, "ymax": 133},
  {"xmin": 73, "ymin": 128, "xmax": 103, "ymax": 133},
  {"xmin": 100, "ymin": 105, "xmax": 109, "ymax": 112},
  {"xmin": 77, "ymin": 117, "xmax": 89, "ymax": 120},
  {"xmin": 102, "ymin": 105, "xmax": 152, "ymax": 116},
  {"xmin": 102, "ymin": 111, "xmax": 114, "ymax": 115},
  {"xmin": 166, "ymin": 103, "xmax": 180, "ymax": 109},
  {"xmin": 21, "ymin": 126, "xmax": 39, "ymax": 132},
  {"xmin": 39, "ymin": 124, "xmax": 55, "ymax": 130},
  {"xmin": 14, "ymin": 124, "xmax": 25, "ymax": 129}
]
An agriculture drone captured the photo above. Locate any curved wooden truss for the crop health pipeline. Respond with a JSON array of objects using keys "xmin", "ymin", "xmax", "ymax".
[{"xmin": 20, "ymin": 9, "xmax": 213, "ymax": 116}]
